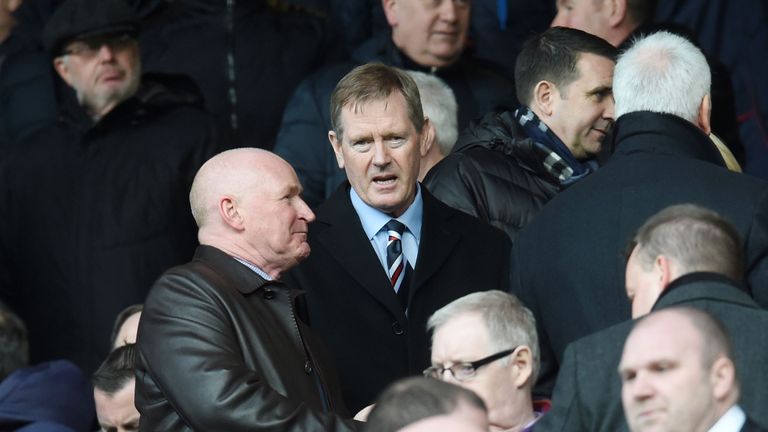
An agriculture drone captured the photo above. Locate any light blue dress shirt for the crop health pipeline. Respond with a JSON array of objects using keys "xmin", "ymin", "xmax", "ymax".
[{"xmin": 350, "ymin": 185, "xmax": 423, "ymax": 273}]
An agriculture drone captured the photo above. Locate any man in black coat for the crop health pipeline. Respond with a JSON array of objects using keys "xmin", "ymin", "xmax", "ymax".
[
  {"xmin": 136, "ymin": 148, "xmax": 356, "ymax": 431},
  {"xmin": 0, "ymin": 0, "xmax": 218, "ymax": 373},
  {"xmin": 274, "ymin": 0, "xmax": 516, "ymax": 208},
  {"xmin": 423, "ymin": 27, "xmax": 617, "ymax": 241},
  {"xmin": 283, "ymin": 64, "xmax": 511, "ymax": 413},
  {"xmin": 510, "ymin": 31, "xmax": 768, "ymax": 397},
  {"xmin": 537, "ymin": 204, "xmax": 768, "ymax": 431}
]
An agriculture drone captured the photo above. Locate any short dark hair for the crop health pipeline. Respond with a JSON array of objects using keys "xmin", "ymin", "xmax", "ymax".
[
  {"xmin": 110, "ymin": 304, "xmax": 143, "ymax": 347},
  {"xmin": 92, "ymin": 343, "xmax": 136, "ymax": 395},
  {"xmin": 629, "ymin": 204, "xmax": 743, "ymax": 282},
  {"xmin": 330, "ymin": 63, "xmax": 424, "ymax": 141},
  {"xmin": 364, "ymin": 377, "xmax": 486, "ymax": 432},
  {"xmin": 514, "ymin": 27, "xmax": 618, "ymax": 105},
  {"xmin": 0, "ymin": 302, "xmax": 29, "ymax": 381}
]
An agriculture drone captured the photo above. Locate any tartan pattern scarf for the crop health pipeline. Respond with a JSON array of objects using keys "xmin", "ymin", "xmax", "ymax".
[{"xmin": 514, "ymin": 106, "xmax": 595, "ymax": 185}]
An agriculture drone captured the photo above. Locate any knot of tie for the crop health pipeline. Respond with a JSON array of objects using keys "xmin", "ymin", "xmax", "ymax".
[{"xmin": 385, "ymin": 219, "xmax": 406, "ymax": 237}]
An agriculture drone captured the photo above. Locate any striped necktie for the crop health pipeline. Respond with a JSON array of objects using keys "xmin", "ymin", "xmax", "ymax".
[{"xmin": 385, "ymin": 219, "xmax": 413, "ymax": 311}]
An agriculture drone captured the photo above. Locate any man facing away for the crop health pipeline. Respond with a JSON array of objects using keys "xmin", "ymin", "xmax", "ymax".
[
  {"xmin": 620, "ymin": 307, "xmax": 768, "ymax": 432},
  {"xmin": 426, "ymin": 290, "xmax": 544, "ymax": 432},
  {"xmin": 135, "ymin": 149, "xmax": 356, "ymax": 431},
  {"xmin": 509, "ymin": 30, "xmax": 768, "ymax": 398},
  {"xmin": 283, "ymin": 63, "xmax": 511, "ymax": 412},
  {"xmin": 423, "ymin": 27, "xmax": 617, "ymax": 241},
  {"xmin": 537, "ymin": 204, "xmax": 768, "ymax": 432}
]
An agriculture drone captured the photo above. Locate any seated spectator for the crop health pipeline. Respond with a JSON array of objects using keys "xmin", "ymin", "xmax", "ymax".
[
  {"xmin": 364, "ymin": 377, "xmax": 488, "ymax": 432},
  {"xmin": 404, "ymin": 70, "xmax": 458, "ymax": 181},
  {"xmin": 0, "ymin": 301, "xmax": 94, "ymax": 431},
  {"xmin": 426, "ymin": 291, "xmax": 543, "ymax": 432},
  {"xmin": 92, "ymin": 344, "xmax": 139, "ymax": 432},
  {"xmin": 620, "ymin": 307, "xmax": 768, "ymax": 431},
  {"xmin": 0, "ymin": 0, "xmax": 218, "ymax": 372},
  {"xmin": 109, "ymin": 304, "xmax": 142, "ymax": 349}
]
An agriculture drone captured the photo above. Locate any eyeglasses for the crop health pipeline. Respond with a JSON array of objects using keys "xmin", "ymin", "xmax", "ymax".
[
  {"xmin": 62, "ymin": 33, "xmax": 135, "ymax": 58},
  {"xmin": 423, "ymin": 347, "xmax": 517, "ymax": 382}
]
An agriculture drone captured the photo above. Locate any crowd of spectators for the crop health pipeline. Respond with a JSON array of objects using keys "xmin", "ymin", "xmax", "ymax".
[{"xmin": 1, "ymin": 0, "xmax": 768, "ymax": 431}]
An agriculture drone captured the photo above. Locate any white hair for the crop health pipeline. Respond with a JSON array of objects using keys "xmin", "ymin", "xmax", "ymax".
[
  {"xmin": 614, "ymin": 31, "xmax": 710, "ymax": 122},
  {"xmin": 406, "ymin": 70, "xmax": 459, "ymax": 155},
  {"xmin": 427, "ymin": 290, "xmax": 539, "ymax": 386}
]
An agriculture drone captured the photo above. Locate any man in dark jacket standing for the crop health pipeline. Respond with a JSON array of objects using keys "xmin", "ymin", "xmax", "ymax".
[
  {"xmin": 274, "ymin": 0, "xmax": 517, "ymax": 208},
  {"xmin": 0, "ymin": 0, "xmax": 218, "ymax": 373},
  {"xmin": 424, "ymin": 27, "xmax": 617, "ymax": 241},
  {"xmin": 510, "ymin": 31, "xmax": 768, "ymax": 398},
  {"xmin": 136, "ymin": 148, "xmax": 356, "ymax": 431}
]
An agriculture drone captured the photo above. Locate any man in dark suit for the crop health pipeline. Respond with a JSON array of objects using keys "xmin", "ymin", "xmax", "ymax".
[
  {"xmin": 620, "ymin": 308, "xmax": 768, "ymax": 432},
  {"xmin": 536, "ymin": 204, "xmax": 768, "ymax": 431},
  {"xmin": 509, "ymin": 30, "xmax": 768, "ymax": 397},
  {"xmin": 284, "ymin": 63, "xmax": 511, "ymax": 413},
  {"xmin": 135, "ymin": 149, "xmax": 356, "ymax": 431}
]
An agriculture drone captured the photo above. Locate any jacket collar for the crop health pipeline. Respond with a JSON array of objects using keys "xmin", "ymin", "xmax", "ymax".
[
  {"xmin": 193, "ymin": 244, "xmax": 278, "ymax": 295},
  {"xmin": 611, "ymin": 111, "xmax": 726, "ymax": 168},
  {"xmin": 652, "ymin": 271, "xmax": 758, "ymax": 311}
]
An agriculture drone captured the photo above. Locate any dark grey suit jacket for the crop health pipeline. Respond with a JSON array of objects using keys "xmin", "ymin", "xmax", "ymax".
[
  {"xmin": 536, "ymin": 273, "xmax": 768, "ymax": 432},
  {"xmin": 283, "ymin": 184, "xmax": 511, "ymax": 412}
]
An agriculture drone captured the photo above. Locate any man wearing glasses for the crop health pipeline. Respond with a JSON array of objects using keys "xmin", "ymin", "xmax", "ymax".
[
  {"xmin": 0, "ymin": 0, "xmax": 217, "ymax": 373},
  {"xmin": 426, "ymin": 290, "xmax": 544, "ymax": 432}
]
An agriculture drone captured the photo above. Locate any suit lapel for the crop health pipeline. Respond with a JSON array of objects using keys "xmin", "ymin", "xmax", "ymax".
[
  {"xmin": 316, "ymin": 186, "xmax": 405, "ymax": 319},
  {"xmin": 410, "ymin": 190, "xmax": 461, "ymax": 295}
]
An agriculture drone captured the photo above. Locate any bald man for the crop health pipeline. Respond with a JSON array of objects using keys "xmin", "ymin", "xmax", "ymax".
[{"xmin": 135, "ymin": 149, "xmax": 356, "ymax": 431}]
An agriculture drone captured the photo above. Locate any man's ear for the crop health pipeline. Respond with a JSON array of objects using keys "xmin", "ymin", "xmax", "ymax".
[
  {"xmin": 382, "ymin": 0, "xmax": 398, "ymax": 26},
  {"xmin": 710, "ymin": 356, "xmax": 736, "ymax": 401},
  {"xmin": 218, "ymin": 196, "xmax": 244, "ymax": 230},
  {"xmin": 654, "ymin": 254, "xmax": 675, "ymax": 296},
  {"xmin": 420, "ymin": 118, "xmax": 436, "ymax": 158},
  {"xmin": 697, "ymin": 94, "xmax": 712, "ymax": 135},
  {"xmin": 52, "ymin": 57, "xmax": 73, "ymax": 86},
  {"xmin": 605, "ymin": 0, "xmax": 629, "ymax": 27},
  {"xmin": 328, "ymin": 131, "xmax": 346, "ymax": 169},
  {"xmin": 533, "ymin": 81, "xmax": 557, "ymax": 118},
  {"xmin": 511, "ymin": 346, "xmax": 534, "ymax": 388}
]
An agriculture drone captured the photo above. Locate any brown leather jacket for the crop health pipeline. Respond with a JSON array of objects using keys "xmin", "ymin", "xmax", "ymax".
[{"xmin": 135, "ymin": 245, "xmax": 357, "ymax": 431}]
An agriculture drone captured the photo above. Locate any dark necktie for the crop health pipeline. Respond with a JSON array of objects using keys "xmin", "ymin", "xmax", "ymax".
[{"xmin": 385, "ymin": 219, "xmax": 411, "ymax": 309}]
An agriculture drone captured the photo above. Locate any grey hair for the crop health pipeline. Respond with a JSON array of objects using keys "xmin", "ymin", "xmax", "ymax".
[
  {"xmin": 614, "ymin": 31, "xmax": 710, "ymax": 122},
  {"xmin": 427, "ymin": 290, "xmax": 540, "ymax": 387},
  {"xmin": 406, "ymin": 70, "xmax": 459, "ymax": 155}
]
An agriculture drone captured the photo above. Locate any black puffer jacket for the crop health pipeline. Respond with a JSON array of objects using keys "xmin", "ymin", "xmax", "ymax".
[
  {"xmin": 0, "ymin": 73, "xmax": 218, "ymax": 373},
  {"xmin": 423, "ymin": 110, "xmax": 561, "ymax": 241}
]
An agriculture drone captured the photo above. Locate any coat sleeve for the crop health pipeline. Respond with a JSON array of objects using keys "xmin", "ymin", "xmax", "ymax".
[{"xmin": 135, "ymin": 271, "xmax": 358, "ymax": 432}]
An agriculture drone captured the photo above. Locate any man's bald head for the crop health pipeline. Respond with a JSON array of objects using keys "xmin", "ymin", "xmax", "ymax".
[{"xmin": 189, "ymin": 149, "xmax": 315, "ymax": 278}]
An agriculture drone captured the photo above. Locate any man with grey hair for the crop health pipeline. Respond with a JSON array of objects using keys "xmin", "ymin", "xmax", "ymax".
[
  {"xmin": 536, "ymin": 204, "xmax": 768, "ymax": 431},
  {"xmin": 404, "ymin": 70, "xmax": 458, "ymax": 181},
  {"xmin": 425, "ymin": 290, "xmax": 543, "ymax": 432},
  {"xmin": 135, "ymin": 148, "xmax": 356, "ymax": 431},
  {"xmin": 509, "ymin": 30, "xmax": 768, "ymax": 398},
  {"xmin": 620, "ymin": 307, "xmax": 767, "ymax": 431}
]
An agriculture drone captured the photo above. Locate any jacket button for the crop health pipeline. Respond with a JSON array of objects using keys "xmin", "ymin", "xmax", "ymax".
[
  {"xmin": 392, "ymin": 321, "xmax": 405, "ymax": 335},
  {"xmin": 304, "ymin": 361, "xmax": 313, "ymax": 374},
  {"xmin": 263, "ymin": 288, "xmax": 274, "ymax": 300}
]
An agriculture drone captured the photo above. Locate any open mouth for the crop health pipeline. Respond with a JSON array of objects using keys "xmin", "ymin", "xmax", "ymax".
[{"xmin": 373, "ymin": 175, "xmax": 397, "ymax": 186}]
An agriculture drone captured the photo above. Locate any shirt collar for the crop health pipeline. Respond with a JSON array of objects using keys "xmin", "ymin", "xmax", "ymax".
[
  {"xmin": 708, "ymin": 405, "xmax": 746, "ymax": 432},
  {"xmin": 350, "ymin": 184, "xmax": 423, "ymax": 239},
  {"xmin": 232, "ymin": 256, "xmax": 273, "ymax": 281}
]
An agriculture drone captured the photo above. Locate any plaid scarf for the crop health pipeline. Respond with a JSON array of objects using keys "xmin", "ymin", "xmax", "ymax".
[{"xmin": 514, "ymin": 107, "xmax": 596, "ymax": 185}]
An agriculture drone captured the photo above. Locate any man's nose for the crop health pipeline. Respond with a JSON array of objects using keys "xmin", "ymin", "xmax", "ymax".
[{"xmin": 372, "ymin": 141, "xmax": 391, "ymax": 166}]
